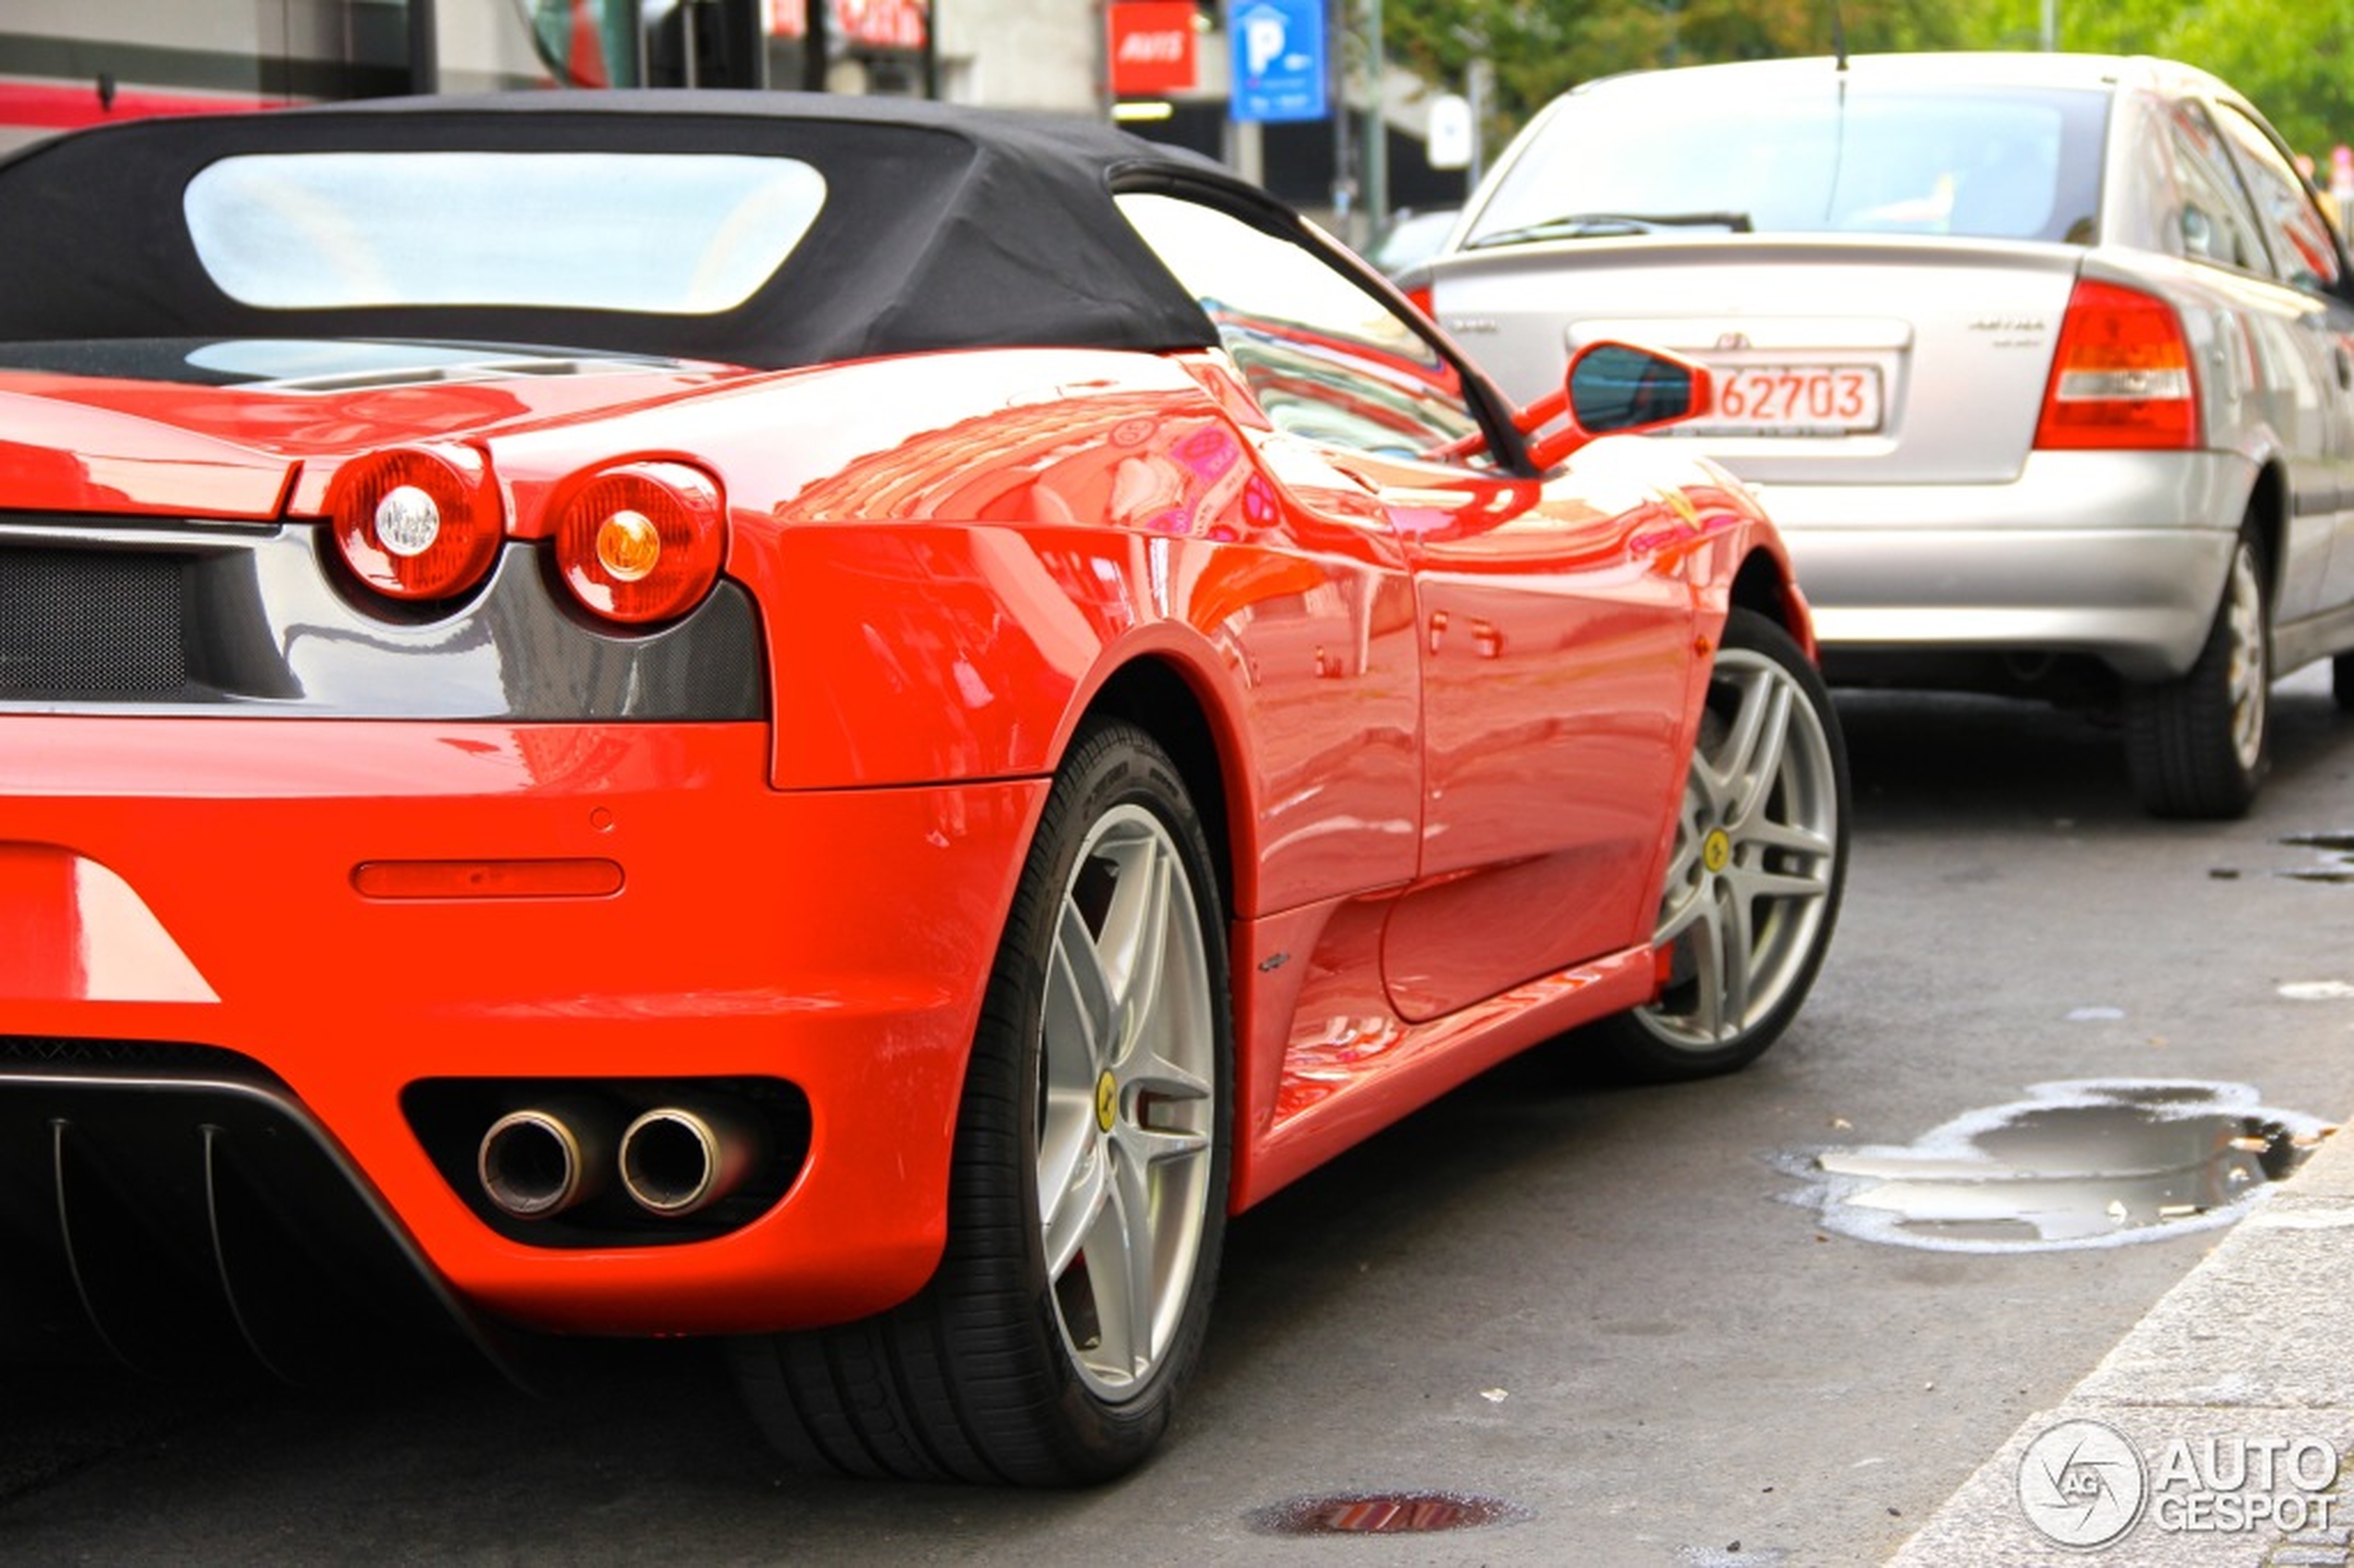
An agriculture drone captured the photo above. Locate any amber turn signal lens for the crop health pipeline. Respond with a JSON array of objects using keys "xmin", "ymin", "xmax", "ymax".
[
  {"xmin": 328, "ymin": 446, "xmax": 503, "ymax": 601},
  {"xmin": 554, "ymin": 463, "xmax": 726, "ymax": 626},
  {"xmin": 596, "ymin": 510, "xmax": 663, "ymax": 582}
]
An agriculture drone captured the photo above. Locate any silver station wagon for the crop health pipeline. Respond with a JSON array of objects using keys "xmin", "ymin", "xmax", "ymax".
[{"xmin": 1421, "ymin": 52, "xmax": 2354, "ymax": 817}]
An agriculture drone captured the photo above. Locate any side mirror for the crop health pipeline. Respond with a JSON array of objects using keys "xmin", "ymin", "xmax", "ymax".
[
  {"xmin": 1518, "ymin": 341, "xmax": 1715, "ymax": 468},
  {"xmin": 1568, "ymin": 342, "xmax": 1708, "ymax": 433}
]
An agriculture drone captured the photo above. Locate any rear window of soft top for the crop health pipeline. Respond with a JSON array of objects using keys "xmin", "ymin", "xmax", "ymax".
[{"xmin": 184, "ymin": 150, "xmax": 828, "ymax": 314}]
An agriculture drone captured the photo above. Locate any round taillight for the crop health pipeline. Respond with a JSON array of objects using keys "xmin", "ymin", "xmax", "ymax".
[
  {"xmin": 328, "ymin": 447, "xmax": 503, "ymax": 601},
  {"xmin": 553, "ymin": 463, "xmax": 726, "ymax": 626}
]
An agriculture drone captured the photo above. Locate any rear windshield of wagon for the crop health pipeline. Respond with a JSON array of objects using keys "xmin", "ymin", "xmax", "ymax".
[
  {"xmin": 184, "ymin": 151, "xmax": 829, "ymax": 314},
  {"xmin": 1465, "ymin": 81, "xmax": 2108, "ymax": 248}
]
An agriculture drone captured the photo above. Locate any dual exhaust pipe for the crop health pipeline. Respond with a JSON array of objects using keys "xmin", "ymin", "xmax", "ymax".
[{"xmin": 477, "ymin": 1098, "xmax": 759, "ymax": 1221}]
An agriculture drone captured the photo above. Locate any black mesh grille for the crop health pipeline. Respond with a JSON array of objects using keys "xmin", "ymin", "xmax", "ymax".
[
  {"xmin": 0, "ymin": 550, "xmax": 188, "ymax": 697},
  {"xmin": 0, "ymin": 1037, "xmax": 261, "ymax": 1075},
  {"xmin": 0, "ymin": 531, "xmax": 763, "ymax": 719}
]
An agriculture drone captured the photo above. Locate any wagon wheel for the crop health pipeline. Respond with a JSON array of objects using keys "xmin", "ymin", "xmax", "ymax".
[{"xmin": 2125, "ymin": 523, "xmax": 2272, "ymax": 818}]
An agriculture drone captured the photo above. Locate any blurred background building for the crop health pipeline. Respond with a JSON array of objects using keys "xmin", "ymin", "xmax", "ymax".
[{"xmin": 0, "ymin": 0, "xmax": 1464, "ymax": 239}]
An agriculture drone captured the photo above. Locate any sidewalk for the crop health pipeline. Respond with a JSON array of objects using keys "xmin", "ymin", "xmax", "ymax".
[{"xmin": 1891, "ymin": 1123, "xmax": 2354, "ymax": 1565}]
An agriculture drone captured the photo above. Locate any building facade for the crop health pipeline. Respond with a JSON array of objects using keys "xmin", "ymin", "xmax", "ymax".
[{"xmin": 0, "ymin": 1, "xmax": 1456, "ymax": 237}]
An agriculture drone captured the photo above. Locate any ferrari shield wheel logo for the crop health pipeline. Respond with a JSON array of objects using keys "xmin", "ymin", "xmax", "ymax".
[{"xmin": 1095, "ymin": 1069, "xmax": 1119, "ymax": 1132}]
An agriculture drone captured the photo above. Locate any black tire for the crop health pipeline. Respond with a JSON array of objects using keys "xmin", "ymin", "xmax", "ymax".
[
  {"xmin": 2333, "ymin": 651, "xmax": 2354, "ymax": 714},
  {"xmin": 1586, "ymin": 609, "xmax": 1849, "ymax": 1082},
  {"xmin": 732, "ymin": 720, "xmax": 1233, "ymax": 1486},
  {"xmin": 2124, "ymin": 526, "xmax": 2271, "ymax": 819}
]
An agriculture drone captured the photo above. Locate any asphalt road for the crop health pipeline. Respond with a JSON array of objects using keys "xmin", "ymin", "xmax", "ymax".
[{"xmin": 5, "ymin": 666, "xmax": 2351, "ymax": 1567}]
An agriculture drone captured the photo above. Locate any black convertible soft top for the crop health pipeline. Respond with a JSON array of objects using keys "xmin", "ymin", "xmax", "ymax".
[{"xmin": 0, "ymin": 91, "xmax": 1227, "ymax": 369}]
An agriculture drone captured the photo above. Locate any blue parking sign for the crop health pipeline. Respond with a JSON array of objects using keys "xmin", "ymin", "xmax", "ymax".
[{"xmin": 1230, "ymin": 0, "xmax": 1325, "ymax": 123}]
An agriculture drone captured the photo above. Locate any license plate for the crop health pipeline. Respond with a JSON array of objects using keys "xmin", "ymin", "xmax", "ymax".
[{"xmin": 1697, "ymin": 364, "xmax": 1883, "ymax": 433}]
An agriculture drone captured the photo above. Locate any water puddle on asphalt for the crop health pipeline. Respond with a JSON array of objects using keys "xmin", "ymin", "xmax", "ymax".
[
  {"xmin": 1776, "ymin": 1081, "xmax": 2335, "ymax": 1252},
  {"xmin": 2280, "ymin": 832, "xmax": 2354, "ymax": 884},
  {"xmin": 1246, "ymin": 1490, "xmax": 1533, "ymax": 1536}
]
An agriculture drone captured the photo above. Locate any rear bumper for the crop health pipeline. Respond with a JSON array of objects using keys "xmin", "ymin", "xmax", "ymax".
[
  {"xmin": 1745, "ymin": 449, "xmax": 2249, "ymax": 683},
  {"xmin": 0, "ymin": 1059, "xmax": 495, "ymax": 1374},
  {"xmin": 0, "ymin": 715, "xmax": 1044, "ymax": 1357}
]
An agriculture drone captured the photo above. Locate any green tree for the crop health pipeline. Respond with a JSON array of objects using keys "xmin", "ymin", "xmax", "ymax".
[
  {"xmin": 1387, "ymin": 0, "xmax": 1978, "ymax": 136},
  {"xmin": 1389, "ymin": 0, "xmax": 2354, "ymax": 171},
  {"xmin": 2070, "ymin": 0, "xmax": 2350, "ymax": 158}
]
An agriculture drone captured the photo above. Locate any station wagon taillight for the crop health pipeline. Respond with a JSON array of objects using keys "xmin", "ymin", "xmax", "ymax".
[
  {"xmin": 552, "ymin": 462, "xmax": 727, "ymax": 625},
  {"xmin": 328, "ymin": 446, "xmax": 504, "ymax": 601},
  {"xmin": 2033, "ymin": 278, "xmax": 2197, "ymax": 450}
]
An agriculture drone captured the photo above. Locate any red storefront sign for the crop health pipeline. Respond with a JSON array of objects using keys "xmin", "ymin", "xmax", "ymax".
[
  {"xmin": 832, "ymin": 0, "xmax": 929, "ymax": 51},
  {"xmin": 1107, "ymin": 2, "xmax": 1197, "ymax": 95},
  {"xmin": 769, "ymin": 0, "xmax": 929, "ymax": 50}
]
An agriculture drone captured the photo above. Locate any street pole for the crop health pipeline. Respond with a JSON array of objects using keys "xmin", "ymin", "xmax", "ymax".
[
  {"xmin": 1466, "ymin": 54, "xmax": 1488, "ymax": 192},
  {"xmin": 923, "ymin": 0, "xmax": 939, "ymax": 97},
  {"xmin": 1362, "ymin": 0, "xmax": 1385, "ymax": 240},
  {"xmin": 1330, "ymin": 0, "xmax": 1354, "ymax": 237},
  {"xmin": 803, "ymin": 0, "xmax": 832, "ymax": 88},
  {"xmin": 408, "ymin": 0, "xmax": 437, "ymax": 93}
]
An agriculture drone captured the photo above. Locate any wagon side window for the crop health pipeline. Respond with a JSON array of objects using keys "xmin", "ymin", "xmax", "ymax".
[
  {"xmin": 1115, "ymin": 192, "xmax": 1487, "ymax": 463},
  {"xmin": 2159, "ymin": 100, "xmax": 2268, "ymax": 274},
  {"xmin": 2209, "ymin": 103, "xmax": 2346, "ymax": 295}
]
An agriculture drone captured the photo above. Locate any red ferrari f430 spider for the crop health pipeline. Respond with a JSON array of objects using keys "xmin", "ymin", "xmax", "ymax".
[{"xmin": 0, "ymin": 92, "xmax": 1847, "ymax": 1484}]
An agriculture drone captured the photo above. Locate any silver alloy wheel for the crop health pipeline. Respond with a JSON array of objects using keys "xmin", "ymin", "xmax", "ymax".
[
  {"xmin": 1035, "ymin": 803, "xmax": 1218, "ymax": 1401},
  {"xmin": 1638, "ymin": 645, "xmax": 1842, "ymax": 1052},
  {"xmin": 2221, "ymin": 538, "xmax": 2269, "ymax": 773}
]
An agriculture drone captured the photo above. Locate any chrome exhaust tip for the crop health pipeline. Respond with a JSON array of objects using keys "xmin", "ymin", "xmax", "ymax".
[
  {"xmin": 618, "ymin": 1104, "xmax": 757, "ymax": 1218},
  {"xmin": 478, "ymin": 1106, "xmax": 605, "ymax": 1220}
]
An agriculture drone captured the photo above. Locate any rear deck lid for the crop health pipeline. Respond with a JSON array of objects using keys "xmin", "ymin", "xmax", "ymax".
[
  {"xmin": 0, "ymin": 340, "xmax": 747, "ymax": 519},
  {"xmin": 1432, "ymin": 238, "xmax": 2088, "ymax": 485},
  {"xmin": 1433, "ymin": 57, "xmax": 2112, "ymax": 486},
  {"xmin": 0, "ymin": 385, "xmax": 297, "ymax": 519}
]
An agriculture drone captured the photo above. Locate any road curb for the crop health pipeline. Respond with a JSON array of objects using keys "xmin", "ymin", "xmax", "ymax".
[{"xmin": 1891, "ymin": 1123, "xmax": 2354, "ymax": 1565}]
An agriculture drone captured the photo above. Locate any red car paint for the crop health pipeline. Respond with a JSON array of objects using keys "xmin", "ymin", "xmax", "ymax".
[{"xmin": 2, "ymin": 340, "xmax": 1800, "ymax": 1333}]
